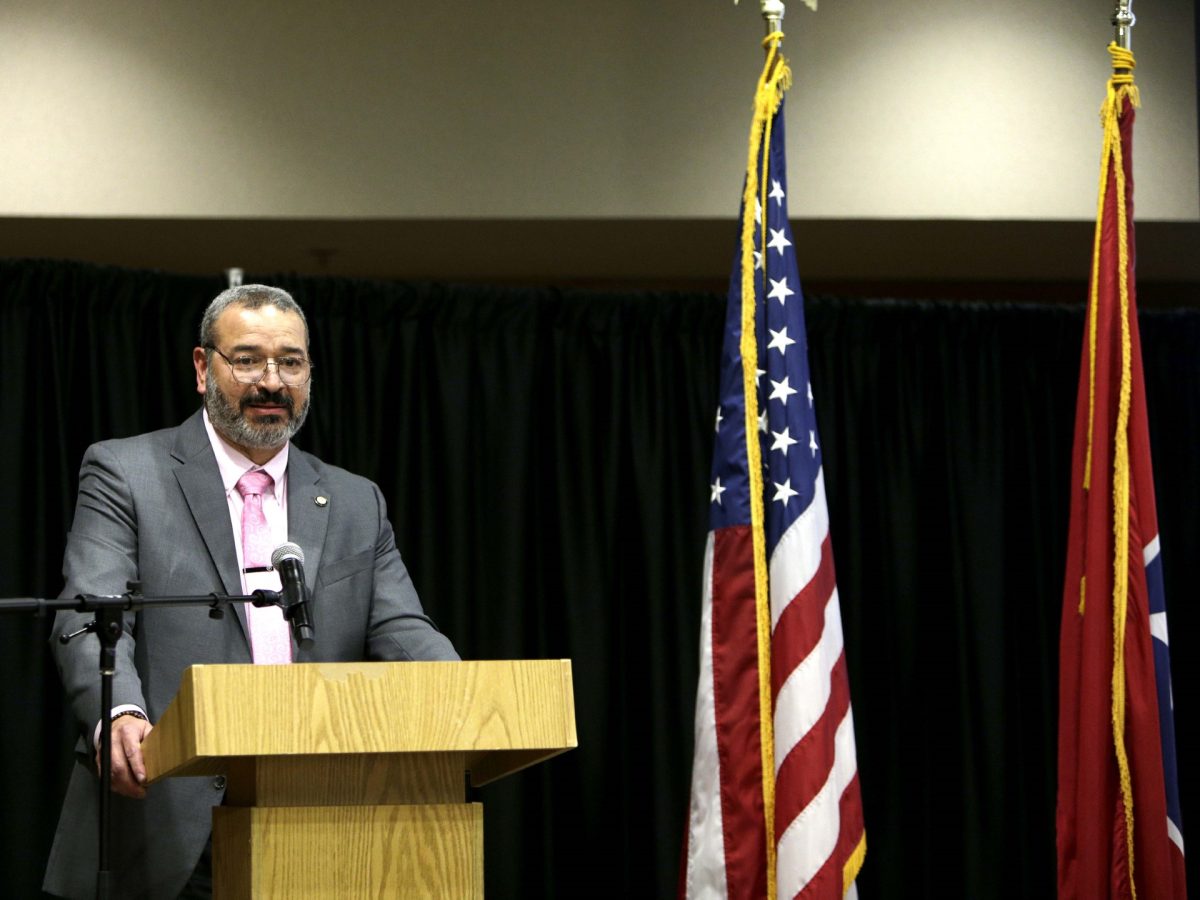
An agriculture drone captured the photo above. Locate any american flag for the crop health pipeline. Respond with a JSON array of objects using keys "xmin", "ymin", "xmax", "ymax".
[
  {"xmin": 684, "ymin": 91, "xmax": 866, "ymax": 900},
  {"xmin": 1056, "ymin": 45, "xmax": 1186, "ymax": 900}
]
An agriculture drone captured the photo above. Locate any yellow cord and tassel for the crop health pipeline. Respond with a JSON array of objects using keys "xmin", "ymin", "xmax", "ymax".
[
  {"xmin": 1080, "ymin": 40, "xmax": 1140, "ymax": 898},
  {"xmin": 1082, "ymin": 44, "xmax": 1140, "ymax": 500},
  {"xmin": 738, "ymin": 30, "xmax": 790, "ymax": 900},
  {"xmin": 1106, "ymin": 41, "xmax": 1138, "ymax": 900}
]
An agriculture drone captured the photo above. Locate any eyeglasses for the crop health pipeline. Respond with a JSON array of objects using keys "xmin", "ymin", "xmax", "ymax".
[{"xmin": 207, "ymin": 347, "xmax": 314, "ymax": 386}]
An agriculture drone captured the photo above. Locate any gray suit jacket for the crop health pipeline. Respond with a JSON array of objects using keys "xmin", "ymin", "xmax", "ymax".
[{"xmin": 43, "ymin": 410, "xmax": 458, "ymax": 900}]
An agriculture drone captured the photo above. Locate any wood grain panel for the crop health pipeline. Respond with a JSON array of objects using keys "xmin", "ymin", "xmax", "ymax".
[
  {"xmin": 224, "ymin": 753, "xmax": 466, "ymax": 806},
  {"xmin": 213, "ymin": 804, "xmax": 483, "ymax": 899},
  {"xmin": 144, "ymin": 660, "xmax": 577, "ymax": 785}
]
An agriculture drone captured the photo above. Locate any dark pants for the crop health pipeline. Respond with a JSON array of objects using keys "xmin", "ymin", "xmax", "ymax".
[{"xmin": 176, "ymin": 836, "xmax": 212, "ymax": 900}]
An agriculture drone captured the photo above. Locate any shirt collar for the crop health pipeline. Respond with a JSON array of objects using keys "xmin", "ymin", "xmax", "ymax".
[{"xmin": 202, "ymin": 407, "xmax": 289, "ymax": 498}]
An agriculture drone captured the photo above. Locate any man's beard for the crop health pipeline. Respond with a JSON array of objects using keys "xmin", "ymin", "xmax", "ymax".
[{"xmin": 205, "ymin": 370, "xmax": 310, "ymax": 450}]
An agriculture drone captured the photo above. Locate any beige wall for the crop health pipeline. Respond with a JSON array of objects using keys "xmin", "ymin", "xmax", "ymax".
[{"xmin": 1, "ymin": 0, "xmax": 1196, "ymax": 221}]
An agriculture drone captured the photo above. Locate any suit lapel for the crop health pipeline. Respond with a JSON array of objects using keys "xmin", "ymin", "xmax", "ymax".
[
  {"xmin": 286, "ymin": 448, "xmax": 329, "ymax": 662},
  {"xmin": 171, "ymin": 411, "xmax": 248, "ymax": 639}
]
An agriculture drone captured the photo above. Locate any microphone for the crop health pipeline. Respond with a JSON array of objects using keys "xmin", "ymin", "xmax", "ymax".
[{"xmin": 271, "ymin": 542, "xmax": 315, "ymax": 650}]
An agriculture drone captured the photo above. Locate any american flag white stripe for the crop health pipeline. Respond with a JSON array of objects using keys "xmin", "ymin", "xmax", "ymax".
[
  {"xmin": 686, "ymin": 533, "xmax": 730, "ymax": 899},
  {"xmin": 769, "ymin": 469, "xmax": 830, "ymax": 628}
]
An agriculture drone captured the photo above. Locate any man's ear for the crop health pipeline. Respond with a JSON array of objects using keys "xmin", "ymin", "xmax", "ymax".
[{"xmin": 193, "ymin": 347, "xmax": 208, "ymax": 395}]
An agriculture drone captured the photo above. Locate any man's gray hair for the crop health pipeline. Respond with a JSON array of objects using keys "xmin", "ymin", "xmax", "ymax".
[{"xmin": 199, "ymin": 284, "xmax": 309, "ymax": 349}]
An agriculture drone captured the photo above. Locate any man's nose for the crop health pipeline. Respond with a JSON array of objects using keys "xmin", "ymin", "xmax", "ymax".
[{"xmin": 258, "ymin": 360, "xmax": 285, "ymax": 390}]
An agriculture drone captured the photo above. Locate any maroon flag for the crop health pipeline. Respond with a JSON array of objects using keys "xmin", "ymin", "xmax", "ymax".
[{"xmin": 1056, "ymin": 44, "xmax": 1186, "ymax": 900}]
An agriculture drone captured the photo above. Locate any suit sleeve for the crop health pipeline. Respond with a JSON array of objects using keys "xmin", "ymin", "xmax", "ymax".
[
  {"xmin": 50, "ymin": 442, "xmax": 148, "ymax": 749},
  {"xmin": 364, "ymin": 483, "xmax": 460, "ymax": 662}
]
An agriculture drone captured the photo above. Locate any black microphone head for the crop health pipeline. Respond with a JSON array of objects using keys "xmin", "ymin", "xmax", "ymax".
[{"xmin": 271, "ymin": 542, "xmax": 305, "ymax": 568}]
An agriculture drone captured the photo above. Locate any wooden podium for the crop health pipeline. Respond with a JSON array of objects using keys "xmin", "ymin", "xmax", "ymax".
[{"xmin": 141, "ymin": 660, "xmax": 577, "ymax": 898}]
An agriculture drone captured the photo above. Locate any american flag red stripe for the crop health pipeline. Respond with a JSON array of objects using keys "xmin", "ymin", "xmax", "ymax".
[{"xmin": 703, "ymin": 526, "xmax": 769, "ymax": 899}]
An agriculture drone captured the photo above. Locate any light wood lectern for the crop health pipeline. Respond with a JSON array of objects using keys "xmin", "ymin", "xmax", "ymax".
[{"xmin": 141, "ymin": 660, "xmax": 577, "ymax": 898}]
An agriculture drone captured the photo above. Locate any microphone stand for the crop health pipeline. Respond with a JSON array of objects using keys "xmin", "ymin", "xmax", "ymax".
[{"xmin": 0, "ymin": 584, "xmax": 287, "ymax": 900}]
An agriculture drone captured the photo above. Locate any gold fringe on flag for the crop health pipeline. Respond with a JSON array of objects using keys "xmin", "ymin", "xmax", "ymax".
[
  {"xmin": 1081, "ymin": 40, "xmax": 1140, "ymax": 897},
  {"xmin": 844, "ymin": 831, "xmax": 867, "ymax": 894},
  {"xmin": 738, "ymin": 29, "xmax": 791, "ymax": 900}
]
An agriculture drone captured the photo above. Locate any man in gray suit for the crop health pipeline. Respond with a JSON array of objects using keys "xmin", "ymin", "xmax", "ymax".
[{"xmin": 43, "ymin": 285, "xmax": 458, "ymax": 900}]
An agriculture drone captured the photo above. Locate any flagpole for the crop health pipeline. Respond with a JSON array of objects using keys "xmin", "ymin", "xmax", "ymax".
[{"xmin": 1112, "ymin": 0, "xmax": 1135, "ymax": 51}]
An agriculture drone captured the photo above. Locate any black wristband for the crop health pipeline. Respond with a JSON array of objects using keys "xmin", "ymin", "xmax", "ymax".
[{"xmin": 112, "ymin": 709, "xmax": 148, "ymax": 723}]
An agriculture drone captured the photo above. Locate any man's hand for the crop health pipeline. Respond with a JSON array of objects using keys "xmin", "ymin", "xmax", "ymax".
[{"xmin": 96, "ymin": 714, "xmax": 154, "ymax": 799}]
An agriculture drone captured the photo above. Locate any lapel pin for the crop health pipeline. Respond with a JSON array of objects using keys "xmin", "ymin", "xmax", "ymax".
[{"xmin": 315, "ymin": 495, "xmax": 328, "ymax": 507}]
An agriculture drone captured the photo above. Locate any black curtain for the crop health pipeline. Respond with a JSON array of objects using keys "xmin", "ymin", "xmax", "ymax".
[{"xmin": 1, "ymin": 258, "xmax": 1195, "ymax": 898}]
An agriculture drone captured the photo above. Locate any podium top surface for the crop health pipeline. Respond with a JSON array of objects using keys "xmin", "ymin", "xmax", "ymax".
[{"xmin": 143, "ymin": 659, "xmax": 576, "ymax": 785}]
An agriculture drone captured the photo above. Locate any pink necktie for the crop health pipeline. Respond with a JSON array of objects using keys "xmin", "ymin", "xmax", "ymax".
[{"xmin": 236, "ymin": 470, "xmax": 292, "ymax": 664}]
